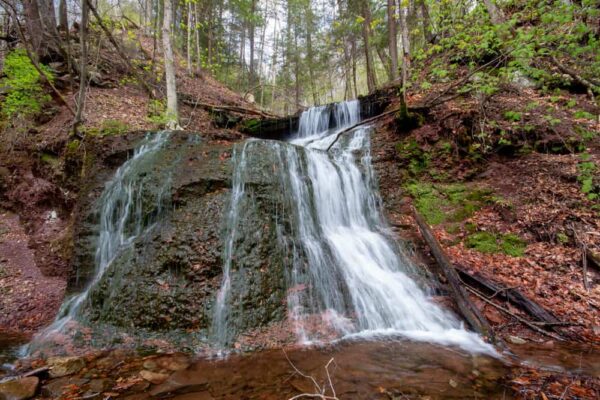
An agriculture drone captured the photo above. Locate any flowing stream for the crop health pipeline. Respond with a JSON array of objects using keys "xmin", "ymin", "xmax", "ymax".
[{"xmin": 215, "ymin": 101, "xmax": 495, "ymax": 354}]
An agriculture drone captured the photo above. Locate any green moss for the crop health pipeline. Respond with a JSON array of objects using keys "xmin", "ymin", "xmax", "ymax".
[
  {"xmin": 100, "ymin": 119, "xmax": 130, "ymax": 136},
  {"xmin": 66, "ymin": 139, "xmax": 81, "ymax": 153},
  {"xmin": 242, "ymin": 118, "xmax": 261, "ymax": 134},
  {"xmin": 396, "ymin": 139, "xmax": 430, "ymax": 176},
  {"xmin": 501, "ymin": 234, "xmax": 527, "ymax": 257},
  {"xmin": 406, "ymin": 182, "xmax": 494, "ymax": 225},
  {"xmin": 406, "ymin": 182, "xmax": 446, "ymax": 225},
  {"xmin": 466, "ymin": 232, "xmax": 500, "ymax": 253},
  {"xmin": 466, "ymin": 231, "xmax": 526, "ymax": 257},
  {"xmin": 41, "ymin": 152, "xmax": 60, "ymax": 166}
]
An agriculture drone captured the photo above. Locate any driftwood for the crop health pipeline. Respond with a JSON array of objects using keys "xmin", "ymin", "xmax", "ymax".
[{"xmin": 413, "ymin": 209, "xmax": 496, "ymax": 342}]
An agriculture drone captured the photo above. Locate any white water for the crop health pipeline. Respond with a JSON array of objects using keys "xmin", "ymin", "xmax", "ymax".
[
  {"xmin": 25, "ymin": 132, "xmax": 170, "ymax": 353},
  {"xmin": 282, "ymin": 101, "xmax": 495, "ymax": 354}
]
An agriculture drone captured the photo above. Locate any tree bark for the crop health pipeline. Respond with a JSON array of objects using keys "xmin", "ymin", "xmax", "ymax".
[
  {"xmin": 162, "ymin": 0, "xmax": 179, "ymax": 128},
  {"xmin": 74, "ymin": 0, "xmax": 89, "ymax": 132},
  {"xmin": 249, "ymin": 0, "xmax": 256, "ymax": 86},
  {"xmin": 360, "ymin": 0, "xmax": 377, "ymax": 92},
  {"xmin": 387, "ymin": 0, "xmax": 399, "ymax": 80},
  {"xmin": 186, "ymin": 0, "xmax": 192, "ymax": 74},
  {"xmin": 58, "ymin": 0, "xmax": 68, "ymax": 31},
  {"xmin": 22, "ymin": 0, "xmax": 43, "ymax": 57}
]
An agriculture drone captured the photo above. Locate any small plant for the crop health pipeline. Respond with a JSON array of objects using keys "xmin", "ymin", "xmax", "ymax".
[
  {"xmin": 0, "ymin": 49, "xmax": 53, "ymax": 119},
  {"xmin": 573, "ymin": 110, "xmax": 595, "ymax": 120},
  {"xmin": 577, "ymin": 153, "xmax": 598, "ymax": 200},
  {"xmin": 99, "ymin": 119, "xmax": 129, "ymax": 136},
  {"xmin": 504, "ymin": 111, "xmax": 523, "ymax": 122}
]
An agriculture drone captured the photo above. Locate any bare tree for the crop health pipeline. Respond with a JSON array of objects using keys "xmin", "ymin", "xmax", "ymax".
[{"xmin": 162, "ymin": 0, "xmax": 179, "ymax": 128}]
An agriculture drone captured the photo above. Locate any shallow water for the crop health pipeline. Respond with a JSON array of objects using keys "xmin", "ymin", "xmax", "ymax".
[{"xmin": 169, "ymin": 338, "xmax": 510, "ymax": 399}]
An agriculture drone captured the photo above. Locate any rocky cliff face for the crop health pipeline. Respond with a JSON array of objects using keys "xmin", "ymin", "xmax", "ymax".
[{"xmin": 65, "ymin": 133, "xmax": 288, "ymax": 345}]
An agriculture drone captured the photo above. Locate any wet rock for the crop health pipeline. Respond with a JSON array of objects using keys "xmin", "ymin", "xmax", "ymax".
[
  {"xmin": 155, "ymin": 355, "xmax": 191, "ymax": 372},
  {"xmin": 139, "ymin": 370, "xmax": 169, "ymax": 385},
  {"xmin": 508, "ymin": 335, "xmax": 527, "ymax": 345},
  {"xmin": 47, "ymin": 356, "xmax": 85, "ymax": 378},
  {"xmin": 0, "ymin": 376, "xmax": 39, "ymax": 400},
  {"xmin": 149, "ymin": 369, "xmax": 209, "ymax": 397},
  {"xmin": 88, "ymin": 378, "xmax": 113, "ymax": 393},
  {"xmin": 42, "ymin": 377, "xmax": 88, "ymax": 398}
]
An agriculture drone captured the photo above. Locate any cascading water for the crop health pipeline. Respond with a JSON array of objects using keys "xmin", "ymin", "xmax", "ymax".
[
  {"xmin": 218, "ymin": 101, "xmax": 495, "ymax": 354},
  {"xmin": 26, "ymin": 132, "xmax": 171, "ymax": 353}
]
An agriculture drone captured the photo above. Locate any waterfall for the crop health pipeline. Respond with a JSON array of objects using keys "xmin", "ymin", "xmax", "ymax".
[
  {"xmin": 26, "ymin": 132, "xmax": 171, "ymax": 353},
  {"xmin": 219, "ymin": 101, "xmax": 495, "ymax": 354}
]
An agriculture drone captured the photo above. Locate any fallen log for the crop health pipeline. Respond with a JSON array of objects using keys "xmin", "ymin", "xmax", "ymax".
[
  {"xmin": 413, "ymin": 209, "xmax": 496, "ymax": 343},
  {"xmin": 454, "ymin": 265, "xmax": 561, "ymax": 326},
  {"xmin": 586, "ymin": 248, "xmax": 600, "ymax": 272},
  {"xmin": 178, "ymin": 93, "xmax": 278, "ymax": 119}
]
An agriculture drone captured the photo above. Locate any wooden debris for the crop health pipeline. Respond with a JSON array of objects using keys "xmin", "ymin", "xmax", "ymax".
[{"xmin": 413, "ymin": 208, "xmax": 496, "ymax": 343}]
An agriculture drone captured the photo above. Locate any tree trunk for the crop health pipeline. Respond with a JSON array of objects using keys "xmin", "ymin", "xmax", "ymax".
[
  {"xmin": 249, "ymin": 0, "xmax": 256, "ymax": 86},
  {"xmin": 74, "ymin": 0, "xmax": 89, "ymax": 132},
  {"xmin": 387, "ymin": 0, "xmax": 399, "ymax": 80},
  {"xmin": 58, "ymin": 0, "xmax": 68, "ymax": 31},
  {"xmin": 360, "ymin": 0, "xmax": 377, "ymax": 92},
  {"xmin": 22, "ymin": 0, "xmax": 43, "ymax": 57},
  {"xmin": 305, "ymin": 2, "xmax": 318, "ymax": 105},
  {"xmin": 186, "ymin": 1, "xmax": 192, "ymax": 74},
  {"xmin": 351, "ymin": 37, "xmax": 358, "ymax": 98},
  {"xmin": 162, "ymin": 0, "xmax": 179, "ymax": 128},
  {"xmin": 418, "ymin": 0, "xmax": 433, "ymax": 44},
  {"xmin": 399, "ymin": 1, "xmax": 410, "ymax": 102}
]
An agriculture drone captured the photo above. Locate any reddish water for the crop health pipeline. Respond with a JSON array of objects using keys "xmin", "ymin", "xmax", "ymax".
[{"xmin": 154, "ymin": 339, "xmax": 510, "ymax": 399}]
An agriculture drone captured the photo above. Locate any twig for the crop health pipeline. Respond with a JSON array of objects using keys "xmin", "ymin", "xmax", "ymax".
[
  {"xmin": 464, "ymin": 286, "xmax": 564, "ymax": 341},
  {"xmin": 283, "ymin": 350, "xmax": 339, "ymax": 400}
]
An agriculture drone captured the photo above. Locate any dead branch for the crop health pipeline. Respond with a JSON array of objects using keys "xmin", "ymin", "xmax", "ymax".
[
  {"xmin": 464, "ymin": 286, "xmax": 564, "ymax": 341},
  {"xmin": 283, "ymin": 350, "xmax": 339, "ymax": 400},
  {"xmin": 454, "ymin": 265, "xmax": 562, "ymax": 327},
  {"xmin": 549, "ymin": 55, "xmax": 600, "ymax": 93},
  {"xmin": 326, "ymin": 108, "xmax": 399, "ymax": 151},
  {"xmin": 413, "ymin": 208, "xmax": 496, "ymax": 343}
]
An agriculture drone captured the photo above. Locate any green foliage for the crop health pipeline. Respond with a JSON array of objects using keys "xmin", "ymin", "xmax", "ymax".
[
  {"xmin": 577, "ymin": 153, "xmax": 598, "ymax": 200},
  {"xmin": 573, "ymin": 110, "xmax": 595, "ymax": 120},
  {"xmin": 147, "ymin": 99, "xmax": 171, "ymax": 126},
  {"xmin": 503, "ymin": 111, "xmax": 522, "ymax": 122},
  {"xmin": 466, "ymin": 231, "xmax": 526, "ymax": 257},
  {"xmin": 1, "ymin": 49, "xmax": 53, "ymax": 119}
]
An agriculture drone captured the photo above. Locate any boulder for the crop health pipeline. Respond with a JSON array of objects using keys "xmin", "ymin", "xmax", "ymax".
[
  {"xmin": 0, "ymin": 376, "xmax": 39, "ymax": 400},
  {"xmin": 47, "ymin": 356, "xmax": 85, "ymax": 378},
  {"xmin": 139, "ymin": 370, "xmax": 169, "ymax": 385}
]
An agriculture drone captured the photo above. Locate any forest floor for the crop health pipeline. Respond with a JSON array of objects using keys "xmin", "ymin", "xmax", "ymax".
[{"xmin": 371, "ymin": 80, "xmax": 600, "ymax": 399}]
